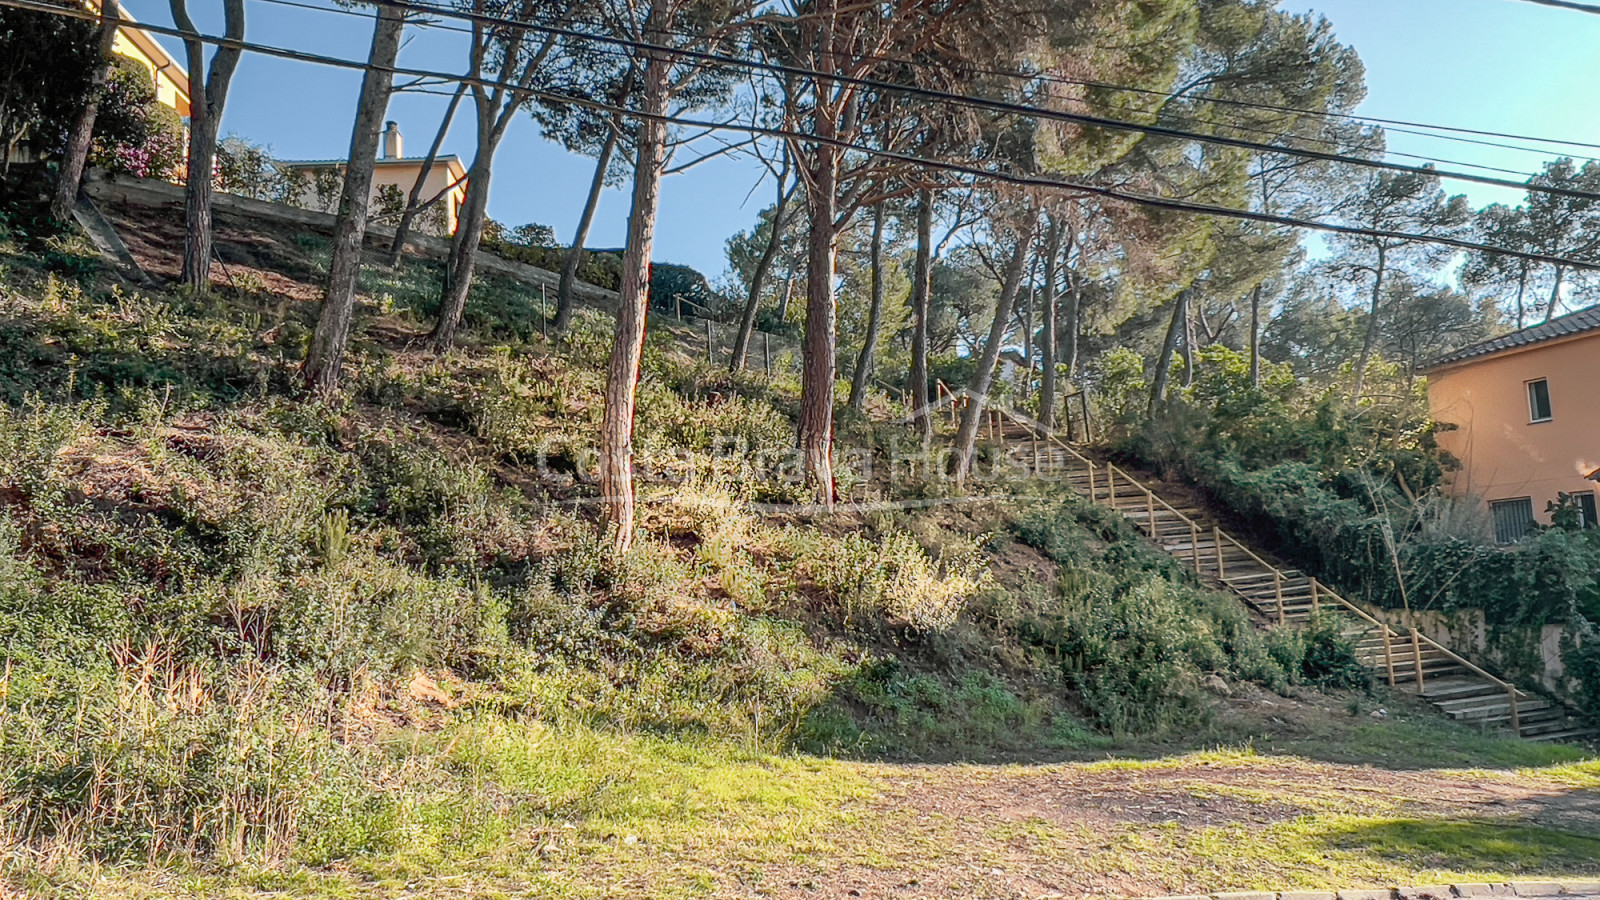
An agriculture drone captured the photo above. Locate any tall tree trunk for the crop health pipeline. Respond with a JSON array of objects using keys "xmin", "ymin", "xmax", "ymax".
[
  {"xmin": 1352, "ymin": 245, "xmax": 1387, "ymax": 398},
  {"xmin": 1513, "ymin": 261, "xmax": 1528, "ymax": 330},
  {"xmin": 1182, "ymin": 300, "xmax": 1196, "ymax": 387},
  {"xmin": 599, "ymin": 41, "xmax": 670, "ymax": 555},
  {"xmin": 1148, "ymin": 288, "xmax": 1189, "ymax": 417},
  {"xmin": 52, "ymin": 0, "xmax": 120, "ymax": 223},
  {"xmin": 909, "ymin": 188, "xmax": 934, "ymax": 441},
  {"xmin": 952, "ymin": 214, "xmax": 1035, "ymax": 484},
  {"xmin": 430, "ymin": 135, "xmax": 494, "ymax": 350},
  {"xmin": 848, "ymin": 202, "xmax": 886, "ymax": 411},
  {"xmin": 303, "ymin": 3, "xmax": 405, "ymax": 393},
  {"xmin": 1544, "ymin": 265, "xmax": 1566, "ymax": 323},
  {"xmin": 798, "ymin": 142, "xmax": 840, "ymax": 507},
  {"xmin": 731, "ymin": 173, "xmax": 795, "ymax": 370},
  {"xmin": 776, "ymin": 268, "xmax": 794, "ymax": 321},
  {"xmin": 172, "ymin": 0, "xmax": 244, "ymax": 292},
  {"xmin": 1061, "ymin": 269, "xmax": 1080, "ymax": 380},
  {"xmin": 386, "ymin": 81, "xmax": 464, "ymax": 268},
  {"xmin": 1248, "ymin": 282, "xmax": 1262, "ymax": 388},
  {"xmin": 554, "ymin": 123, "xmax": 619, "ymax": 335},
  {"xmin": 1037, "ymin": 219, "xmax": 1061, "ymax": 430}
]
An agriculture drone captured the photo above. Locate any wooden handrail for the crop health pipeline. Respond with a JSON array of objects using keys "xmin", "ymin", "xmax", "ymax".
[
  {"xmin": 1412, "ymin": 629, "xmax": 1526, "ymax": 698},
  {"xmin": 994, "ymin": 407, "xmax": 1537, "ymax": 716}
]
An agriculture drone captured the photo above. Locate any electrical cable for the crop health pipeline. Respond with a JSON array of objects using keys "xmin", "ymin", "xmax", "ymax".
[{"xmin": 8, "ymin": 0, "xmax": 1600, "ymax": 272}]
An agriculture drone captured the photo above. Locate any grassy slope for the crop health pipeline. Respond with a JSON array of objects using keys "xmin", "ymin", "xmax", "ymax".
[{"xmin": 0, "ymin": 205, "xmax": 1596, "ymax": 899}]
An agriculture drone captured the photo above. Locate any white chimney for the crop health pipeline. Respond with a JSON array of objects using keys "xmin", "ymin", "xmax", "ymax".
[{"xmin": 381, "ymin": 121, "xmax": 402, "ymax": 159}]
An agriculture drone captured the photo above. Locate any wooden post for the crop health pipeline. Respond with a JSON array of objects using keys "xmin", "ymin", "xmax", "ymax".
[
  {"xmin": 1274, "ymin": 570, "xmax": 1285, "ymax": 625},
  {"xmin": 1382, "ymin": 627, "xmax": 1396, "ymax": 686},
  {"xmin": 1213, "ymin": 526, "xmax": 1225, "ymax": 581},
  {"xmin": 1506, "ymin": 685, "xmax": 1522, "ymax": 734},
  {"xmin": 764, "ymin": 333, "xmax": 771, "ymax": 375},
  {"xmin": 1109, "ymin": 468, "xmax": 1117, "ymax": 507},
  {"xmin": 1032, "ymin": 439, "xmax": 1040, "ymax": 477},
  {"xmin": 1410, "ymin": 628, "xmax": 1426, "ymax": 694},
  {"xmin": 1087, "ymin": 461, "xmax": 1097, "ymax": 503},
  {"xmin": 1145, "ymin": 491, "xmax": 1156, "ymax": 538},
  {"xmin": 1310, "ymin": 578, "xmax": 1320, "ymax": 614},
  {"xmin": 1189, "ymin": 520, "xmax": 1200, "ymax": 571},
  {"xmin": 541, "ymin": 285, "xmax": 547, "ymax": 339},
  {"xmin": 706, "ymin": 318, "xmax": 714, "ymax": 363}
]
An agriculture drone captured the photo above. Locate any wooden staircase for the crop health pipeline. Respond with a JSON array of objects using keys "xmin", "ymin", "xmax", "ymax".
[{"xmin": 987, "ymin": 412, "xmax": 1596, "ymax": 745}]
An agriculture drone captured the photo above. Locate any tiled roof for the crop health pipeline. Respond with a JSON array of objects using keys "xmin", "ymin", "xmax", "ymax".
[{"xmin": 1426, "ymin": 303, "xmax": 1600, "ymax": 370}]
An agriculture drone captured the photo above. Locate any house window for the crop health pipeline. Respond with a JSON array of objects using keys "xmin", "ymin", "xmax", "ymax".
[
  {"xmin": 1490, "ymin": 497, "xmax": 1536, "ymax": 544},
  {"xmin": 1578, "ymin": 492, "xmax": 1599, "ymax": 529},
  {"xmin": 1527, "ymin": 378, "xmax": 1552, "ymax": 423}
]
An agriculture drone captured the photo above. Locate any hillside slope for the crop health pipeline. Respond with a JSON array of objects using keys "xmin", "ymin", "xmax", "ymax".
[{"xmin": 0, "ymin": 206, "xmax": 1596, "ymax": 899}]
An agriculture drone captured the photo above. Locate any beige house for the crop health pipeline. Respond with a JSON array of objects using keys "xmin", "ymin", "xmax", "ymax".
[
  {"xmin": 280, "ymin": 122, "xmax": 468, "ymax": 235},
  {"xmin": 1426, "ymin": 305, "xmax": 1600, "ymax": 542}
]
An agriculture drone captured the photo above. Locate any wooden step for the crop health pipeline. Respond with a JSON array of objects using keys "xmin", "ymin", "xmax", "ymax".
[
  {"xmin": 1527, "ymin": 728, "xmax": 1600, "ymax": 744},
  {"xmin": 1005, "ymin": 432, "xmax": 1585, "ymax": 749}
]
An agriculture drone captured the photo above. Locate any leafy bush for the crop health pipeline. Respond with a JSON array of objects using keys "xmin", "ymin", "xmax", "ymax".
[
  {"xmin": 1010, "ymin": 495, "xmax": 1300, "ymax": 734},
  {"xmin": 0, "ymin": 653, "xmax": 349, "ymax": 864},
  {"xmin": 90, "ymin": 57, "xmax": 185, "ymax": 180},
  {"xmin": 777, "ymin": 528, "xmax": 992, "ymax": 633}
]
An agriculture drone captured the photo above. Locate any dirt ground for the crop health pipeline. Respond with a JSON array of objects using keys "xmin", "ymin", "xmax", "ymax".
[{"xmin": 746, "ymin": 755, "xmax": 1599, "ymax": 900}]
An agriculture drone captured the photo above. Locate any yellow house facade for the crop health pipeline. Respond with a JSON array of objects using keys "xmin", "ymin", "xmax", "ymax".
[
  {"xmin": 1426, "ymin": 305, "xmax": 1600, "ymax": 542},
  {"xmin": 89, "ymin": 0, "xmax": 192, "ymax": 117},
  {"xmin": 280, "ymin": 122, "xmax": 468, "ymax": 235}
]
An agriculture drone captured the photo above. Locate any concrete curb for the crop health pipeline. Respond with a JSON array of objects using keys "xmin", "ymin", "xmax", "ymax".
[{"xmin": 1137, "ymin": 884, "xmax": 1600, "ymax": 900}]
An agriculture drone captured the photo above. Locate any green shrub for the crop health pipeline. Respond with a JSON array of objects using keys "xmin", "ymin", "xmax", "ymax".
[
  {"xmin": 1011, "ymin": 495, "xmax": 1294, "ymax": 734},
  {"xmin": 0, "ymin": 654, "xmax": 350, "ymax": 864}
]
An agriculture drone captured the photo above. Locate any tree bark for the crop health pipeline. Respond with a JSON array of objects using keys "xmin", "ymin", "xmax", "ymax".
[
  {"xmin": 1182, "ymin": 299, "xmax": 1196, "ymax": 387},
  {"xmin": 952, "ymin": 213, "xmax": 1035, "ymax": 484},
  {"xmin": 909, "ymin": 188, "xmax": 934, "ymax": 441},
  {"xmin": 730, "ymin": 170, "xmax": 794, "ymax": 370},
  {"xmin": 1060, "ymin": 267, "xmax": 1080, "ymax": 381},
  {"xmin": 1148, "ymin": 287, "xmax": 1189, "ymax": 416},
  {"xmin": 847, "ymin": 202, "xmax": 886, "ymax": 411},
  {"xmin": 52, "ymin": 0, "xmax": 120, "ymax": 223},
  {"xmin": 775, "ymin": 270, "xmax": 794, "ymax": 322},
  {"xmin": 1513, "ymin": 261, "xmax": 1528, "ymax": 330},
  {"xmin": 303, "ymin": 2, "xmax": 405, "ymax": 394},
  {"xmin": 1037, "ymin": 218, "xmax": 1061, "ymax": 430},
  {"xmin": 600, "ymin": 40, "xmax": 670, "ymax": 554},
  {"xmin": 1248, "ymin": 282, "xmax": 1262, "ymax": 388},
  {"xmin": 172, "ymin": 0, "xmax": 244, "ymax": 292},
  {"xmin": 554, "ymin": 121, "xmax": 619, "ymax": 335},
  {"xmin": 430, "ymin": 8, "xmax": 566, "ymax": 349},
  {"xmin": 798, "ymin": 140, "xmax": 840, "ymax": 507},
  {"xmin": 1352, "ymin": 244, "xmax": 1387, "ymax": 398},
  {"xmin": 386, "ymin": 80, "xmax": 464, "ymax": 268},
  {"xmin": 1544, "ymin": 265, "xmax": 1565, "ymax": 323},
  {"xmin": 430, "ymin": 137, "xmax": 494, "ymax": 350}
]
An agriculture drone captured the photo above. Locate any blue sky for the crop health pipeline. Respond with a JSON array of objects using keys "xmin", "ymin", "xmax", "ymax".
[{"xmin": 126, "ymin": 0, "xmax": 1600, "ymax": 280}]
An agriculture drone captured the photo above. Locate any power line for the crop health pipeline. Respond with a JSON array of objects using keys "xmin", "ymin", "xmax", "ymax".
[
  {"xmin": 392, "ymin": 0, "xmax": 1600, "ymax": 161},
  {"xmin": 248, "ymin": 0, "xmax": 1600, "ymax": 178},
  {"xmin": 1505, "ymin": 0, "xmax": 1600, "ymax": 12},
  {"xmin": 363, "ymin": 0, "xmax": 1600, "ymax": 161},
  {"xmin": 253, "ymin": 0, "xmax": 1562, "ymax": 183},
  {"xmin": 7, "ymin": 0, "xmax": 1600, "ymax": 273},
  {"xmin": 354, "ymin": 0, "xmax": 1600, "ymax": 203}
]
